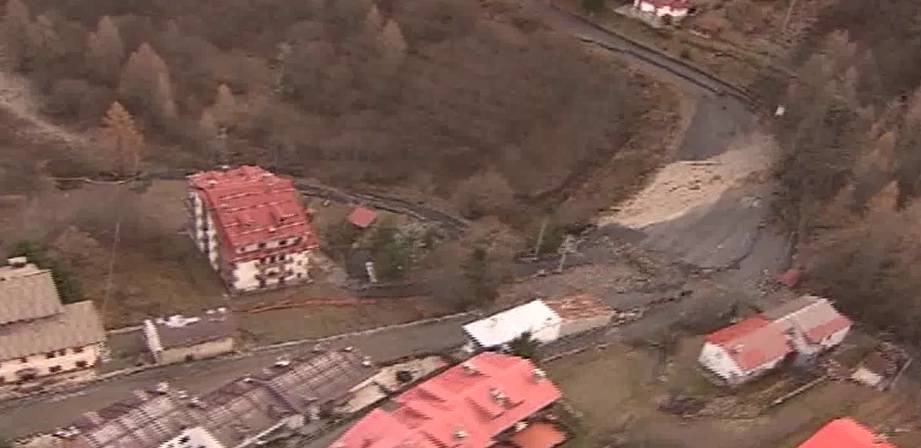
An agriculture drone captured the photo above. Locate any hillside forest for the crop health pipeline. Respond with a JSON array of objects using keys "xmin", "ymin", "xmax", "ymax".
[
  {"xmin": 0, "ymin": 0, "xmax": 663, "ymax": 230},
  {"xmin": 773, "ymin": 0, "xmax": 921, "ymax": 346}
]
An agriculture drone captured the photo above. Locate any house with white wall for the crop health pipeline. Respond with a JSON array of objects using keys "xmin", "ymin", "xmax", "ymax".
[
  {"xmin": 186, "ymin": 166, "xmax": 320, "ymax": 293},
  {"xmin": 633, "ymin": 0, "xmax": 692, "ymax": 22},
  {"xmin": 698, "ymin": 316, "xmax": 790, "ymax": 385},
  {"xmin": 463, "ymin": 295, "xmax": 615, "ymax": 352},
  {"xmin": 699, "ymin": 295, "xmax": 852, "ymax": 385},
  {"xmin": 143, "ymin": 308, "xmax": 236, "ymax": 365},
  {"xmin": 0, "ymin": 257, "xmax": 106, "ymax": 385}
]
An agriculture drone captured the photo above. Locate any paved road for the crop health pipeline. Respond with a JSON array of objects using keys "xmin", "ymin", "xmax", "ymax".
[
  {"xmin": 0, "ymin": 315, "xmax": 472, "ymax": 440},
  {"xmin": 524, "ymin": 1, "xmax": 754, "ymax": 102}
]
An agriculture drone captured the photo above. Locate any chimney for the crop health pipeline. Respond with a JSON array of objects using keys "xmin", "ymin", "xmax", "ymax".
[
  {"xmin": 461, "ymin": 361, "xmax": 477, "ymax": 375},
  {"xmin": 532, "ymin": 368, "xmax": 547, "ymax": 383},
  {"xmin": 6, "ymin": 256, "xmax": 27, "ymax": 268},
  {"xmin": 453, "ymin": 429, "xmax": 468, "ymax": 441}
]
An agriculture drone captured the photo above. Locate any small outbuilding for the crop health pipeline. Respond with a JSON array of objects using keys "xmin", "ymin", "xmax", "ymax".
[
  {"xmin": 143, "ymin": 308, "xmax": 236, "ymax": 364},
  {"xmin": 348, "ymin": 207, "xmax": 378, "ymax": 229}
]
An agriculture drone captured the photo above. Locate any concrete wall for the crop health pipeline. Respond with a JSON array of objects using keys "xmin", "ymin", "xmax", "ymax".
[
  {"xmin": 158, "ymin": 337, "xmax": 235, "ymax": 365},
  {"xmin": 0, "ymin": 343, "xmax": 100, "ymax": 384},
  {"xmin": 557, "ymin": 314, "xmax": 613, "ymax": 339},
  {"xmin": 160, "ymin": 426, "xmax": 226, "ymax": 448}
]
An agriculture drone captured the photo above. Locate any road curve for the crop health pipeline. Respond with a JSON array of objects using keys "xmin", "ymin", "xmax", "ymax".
[{"xmin": 525, "ymin": 1, "xmax": 755, "ymax": 105}]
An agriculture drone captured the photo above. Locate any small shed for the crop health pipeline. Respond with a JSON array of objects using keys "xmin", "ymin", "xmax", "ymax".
[
  {"xmin": 348, "ymin": 207, "xmax": 378, "ymax": 229},
  {"xmin": 462, "ymin": 300, "xmax": 562, "ymax": 350},
  {"xmin": 143, "ymin": 308, "xmax": 236, "ymax": 364}
]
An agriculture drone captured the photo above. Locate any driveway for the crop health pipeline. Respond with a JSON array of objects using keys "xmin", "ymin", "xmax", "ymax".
[{"xmin": 0, "ymin": 315, "xmax": 471, "ymax": 440}]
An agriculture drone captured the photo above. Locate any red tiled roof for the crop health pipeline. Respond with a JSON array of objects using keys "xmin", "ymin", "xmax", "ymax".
[
  {"xmin": 510, "ymin": 423, "xmax": 566, "ymax": 448},
  {"xmin": 333, "ymin": 353, "xmax": 562, "ymax": 448},
  {"xmin": 348, "ymin": 207, "xmax": 377, "ymax": 229},
  {"xmin": 799, "ymin": 418, "xmax": 897, "ymax": 448},
  {"xmin": 705, "ymin": 317, "xmax": 791, "ymax": 372},
  {"xmin": 188, "ymin": 166, "xmax": 319, "ymax": 261}
]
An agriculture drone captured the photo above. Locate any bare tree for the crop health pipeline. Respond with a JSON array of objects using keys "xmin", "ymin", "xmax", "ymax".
[
  {"xmin": 118, "ymin": 42, "xmax": 171, "ymax": 117},
  {"xmin": 378, "ymin": 19, "xmax": 408, "ymax": 70},
  {"xmin": 363, "ymin": 3, "xmax": 384, "ymax": 35},
  {"xmin": 212, "ymin": 83, "xmax": 237, "ymax": 126},
  {"xmin": 454, "ymin": 171, "xmax": 516, "ymax": 219},
  {"xmin": 2, "ymin": 0, "xmax": 32, "ymax": 70},
  {"xmin": 100, "ymin": 101, "xmax": 144, "ymax": 176},
  {"xmin": 86, "ymin": 16, "xmax": 125, "ymax": 84}
]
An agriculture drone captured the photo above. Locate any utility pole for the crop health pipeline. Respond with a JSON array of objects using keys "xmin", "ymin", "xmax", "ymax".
[
  {"xmin": 556, "ymin": 235, "xmax": 575, "ymax": 273},
  {"xmin": 780, "ymin": 0, "xmax": 799, "ymax": 37},
  {"xmin": 533, "ymin": 217, "xmax": 548, "ymax": 258}
]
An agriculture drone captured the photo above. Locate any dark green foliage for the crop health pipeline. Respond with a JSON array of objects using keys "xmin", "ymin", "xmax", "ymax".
[
  {"xmin": 369, "ymin": 218, "xmax": 411, "ymax": 281},
  {"xmin": 581, "ymin": 0, "xmax": 606, "ymax": 13},
  {"xmin": 7, "ymin": 241, "xmax": 83, "ymax": 303},
  {"xmin": 462, "ymin": 245, "xmax": 498, "ymax": 307},
  {"xmin": 508, "ymin": 331, "xmax": 540, "ymax": 360}
]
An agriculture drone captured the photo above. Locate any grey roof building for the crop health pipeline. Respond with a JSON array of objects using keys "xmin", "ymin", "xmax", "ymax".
[{"xmin": 67, "ymin": 349, "xmax": 377, "ymax": 448}]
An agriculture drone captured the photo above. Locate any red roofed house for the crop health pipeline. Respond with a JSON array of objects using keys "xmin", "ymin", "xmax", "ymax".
[
  {"xmin": 331, "ymin": 352, "xmax": 562, "ymax": 448},
  {"xmin": 633, "ymin": 0, "xmax": 692, "ymax": 22},
  {"xmin": 187, "ymin": 166, "xmax": 319, "ymax": 293},
  {"xmin": 798, "ymin": 418, "xmax": 897, "ymax": 448},
  {"xmin": 698, "ymin": 295, "xmax": 852, "ymax": 385},
  {"xmin": 698, "ymin": 316, "xmax": 790, "ymax": 385}
]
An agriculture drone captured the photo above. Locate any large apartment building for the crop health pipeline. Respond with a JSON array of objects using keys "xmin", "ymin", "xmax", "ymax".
[
  {"xmin": 186, "ymin": 166, "xmax": 319, "ymax": 293},
  {"xmin": 0, "ymin": 257, "xmax": 106, "ymax": 385}
]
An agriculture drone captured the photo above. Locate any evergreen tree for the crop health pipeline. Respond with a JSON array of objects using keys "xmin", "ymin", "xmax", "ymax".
[
  {"xmin": 462, "ymin": 245, "xmax": 498, "ymax": 307},
  {"xmin": 508, "ymin": 331, "xmax": 540, "ymax": 360}
]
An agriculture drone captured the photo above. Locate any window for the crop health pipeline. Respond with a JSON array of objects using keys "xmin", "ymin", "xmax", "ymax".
[
  {"xmin": 59, "ymin": 349, "xmax": 66, "ymax": 356},
  {"xmin": 76, "ymin": 361, "xmax": 88, "ymax": 369},
  {"xmin": 258, "ymin": 242, "xmax": 266, "ymax": 249},
  {"xmin": 179, "ymin": 436, "xmax": 191, "ymax": 443},
  {"xmin": 46, "ymin": 352, "xmax": 56, "ymax": 359},
  {"xmin": 74, "ymin": 347, "xmax": 84, "ymax": 354},
  {"xmin": 49, "ymin": 365, "xmax": 62, "ymax": 374},
  {"xmin": 20, "ymin": 357, "xmax": 27, "ymax": 363}
]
